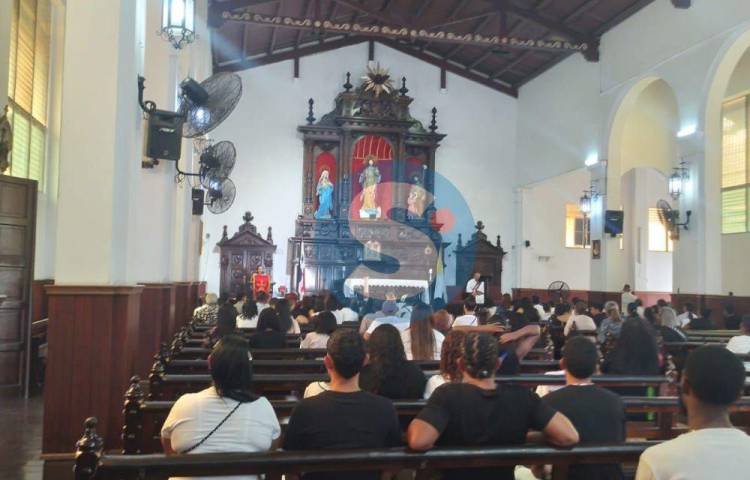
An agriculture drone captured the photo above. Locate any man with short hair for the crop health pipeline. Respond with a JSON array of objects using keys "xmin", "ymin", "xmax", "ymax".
[
  {"xmin": 589, "ymin": 303, "xmax": 606, "ymax": 328},
  {"xmin": 543, "ymin": 337, "xmax": 625, "ymax": 479},
  {"xmin": 283, "ymin": 330, "xmax": 401, "ymax": 480},
  {"xmin": 452, "ymin": 297, "xmax": 478, "ymax": 327},
  {"xmin": 621, "ymin": 284, "xmax": 637, "ymax": 313},
  {"xmin": 635, "ymin": 346, "xmax": 750, "ymax": 479}
]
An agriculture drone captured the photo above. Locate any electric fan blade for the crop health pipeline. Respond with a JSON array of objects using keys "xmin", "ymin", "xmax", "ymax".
[
  {"xmin": 207, "ymin": 178, "xmax": 236, "ymax": 214},
  {"xmin": 182, "ymin": 73, "xmax": 242, "ymax": 138}
]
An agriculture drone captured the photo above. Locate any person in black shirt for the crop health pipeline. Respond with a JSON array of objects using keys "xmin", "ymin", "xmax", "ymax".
[
  {"xmin": 543, "ymin": 336, "xmax": 626, "ymax": 480},
  {"xmin": 589, "ymin": 302, "xmax": 607, "ymax": 328},
  {"xmin": 407, "ymin": 333, "xmax": 579, "ymax": 480},
  {"xmin": 723, "ymin": 304, "xmax": 742, "ymax": 330},
  {"xmin": 247, "ymin": 308, "xmax": 287, "ymax": 349},
  {"xmin": 283, "ymin": 329, "xmax": 401, "ymax": 480},
  {"xmin": 359, "ymin": 323, "xmax": 426, "ymax": 399}
]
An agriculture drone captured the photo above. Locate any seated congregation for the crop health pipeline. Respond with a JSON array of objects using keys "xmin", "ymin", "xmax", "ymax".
[{"xmin": 74, "ymin": 291, "xmax": 750, "ymax": 480}]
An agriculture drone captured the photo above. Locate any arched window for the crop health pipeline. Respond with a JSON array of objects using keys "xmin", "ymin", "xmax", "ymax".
[{"xmin": 721, "ymin": 96, "xmax": 749, "ymax": 234}]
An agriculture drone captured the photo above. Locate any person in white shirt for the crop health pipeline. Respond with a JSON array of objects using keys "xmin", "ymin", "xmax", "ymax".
[
  {"xmin": 532, "ymin": 295, "xmax": 547, "ymax": 321},
  {"xmin": 563, "ymin": 301, "xmax": 597, "ymax": 336},
  {"xmin": 233, "ymin": 293, "xmax": 248, "ymax": 315},
  {"xmin": 726, "ymin": 315, "xmax": 750, "ymax": 373},
  {"xmin": 401, "ymin": 304, "xmax": 445, "ymax": 361},
  {"xmin": 452, "ymin": 297, "xmax": 479, "ymax": 327},
  {"xmin": 255, "ymin": 291, "xmax": 270, "ymax": 315},
  {"xmin": 161, "ymin": 335, "xmax": 280, "ymax": 480},
  {"xmin": 301, "ymin": 311, "xmax": 337, "ymax": 349},
  {"xmin": 337, "ymin": 299, "xmax": 360, "ymax": 324},
  {"xmin": 235, "ymin": 302, "xmax": 258, "ymax": 329},
  {"xmin": 676, "ymin": 302, "xmax": 698, "ymax": 329},
  {"xmin": 365, "ymin": 300, "xmax": 409, "ymax": 336},
  {"xmin": 635, "ymin": 345, "xmax": 750, "ymax": 480},
  {"xmin": 621, "ymin": 284, "xmax": 638, "ymax": 313},
  {"xmin": 465, "ymin": 272, "xmax": 485, "ymax": 306},
  {"xmin": 727, "ymin": 316, "xmax": 750, "ymax": 354}
]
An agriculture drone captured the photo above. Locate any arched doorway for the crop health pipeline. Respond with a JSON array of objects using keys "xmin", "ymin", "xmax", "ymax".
[{"xmin": 605, "ymin": 78, "xmax": 680, "ymax": 293}]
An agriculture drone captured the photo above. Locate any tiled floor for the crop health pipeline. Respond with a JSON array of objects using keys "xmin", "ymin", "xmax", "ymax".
[{"xmin": 0, "ymin": 395, "xmax": 43, "ymax": 480}]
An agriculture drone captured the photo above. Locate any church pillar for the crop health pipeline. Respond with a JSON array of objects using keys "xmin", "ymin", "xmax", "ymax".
[{"xmin": 43, "ymin": 0, "xmax": 146, "ymax": 454}]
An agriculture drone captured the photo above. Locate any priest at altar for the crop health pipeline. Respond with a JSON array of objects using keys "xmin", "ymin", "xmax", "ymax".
[{"xmin": 465, "ymin": 272, "xmax": 485, "ymax": 305}]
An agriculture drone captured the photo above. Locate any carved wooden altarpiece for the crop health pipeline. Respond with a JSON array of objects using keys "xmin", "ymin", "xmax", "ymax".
[{"xmin": 287, "ymin": 66, "xmax": 447, "ymax": 295}]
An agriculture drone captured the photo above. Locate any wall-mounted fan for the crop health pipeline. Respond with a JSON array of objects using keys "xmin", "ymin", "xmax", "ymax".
[
  {"xmin": 198, "ymin": 140, "xmax": 236, "ymax": 187},
  {"xmin": 547, "ymin": 281, "xmax": 570, "ymax": 303},
  {"xmin": 206, "ymin": 178, "xmax": 236, "ymax": 214},
  {"xmin": 656, "ymin": 199, "xmax": 691, "ymax": 240},
  {"xmin": 190, "ymin": 140, "xmax": 238, "ymax": 215},
  {"xmin": 138, "ymin": 72, "xmax": 242, "ymax": 164}
]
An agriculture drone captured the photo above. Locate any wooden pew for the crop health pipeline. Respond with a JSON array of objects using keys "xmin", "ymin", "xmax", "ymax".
[
  {"xmin": 125, "ymin": 374, "xmax": 750, "ymax": 456},
  {"xmin": 162, "ymin": 358, "xmax": 561, "ymax": 375},
  {"xmin": 147, "ymin": 368, "xmax": 672, "ymax": 401},
  {"xmin": 75, "ymin": 417, "xmax": 656, "ymax": 480}
]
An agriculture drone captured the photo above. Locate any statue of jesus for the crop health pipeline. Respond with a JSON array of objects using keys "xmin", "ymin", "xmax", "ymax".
[{"xmin": 358, "ymin": 155, "xmax": 382, "ymax": 219}]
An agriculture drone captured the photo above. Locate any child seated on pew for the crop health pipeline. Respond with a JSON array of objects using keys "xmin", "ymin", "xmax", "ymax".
[{"xmin": 161, "ymin": 335, "xmax": 280, "ymax": 480}]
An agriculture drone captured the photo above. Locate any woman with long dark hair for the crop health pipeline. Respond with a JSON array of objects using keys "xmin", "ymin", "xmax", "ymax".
[
  {"xmin": 161, "ymin": 335, "xmax": 280, "ymax": 464},
  {"xmin": 360, "ymin": 324, "xmax": 426, "ymax": 399},
  {"xmin": 236, "ymin": 301, "xmax": 259, "ymax": 329},
  {"xmin": 205, "ymin": 304, "xmax": 239, "ymax": 348},
  {"xmin": 603, "ymin": 317, "xmax": 660, "ymax": 375},
  {"xmin": 247, "ymin": 309, "xmax": 287, "ymax": 350},
  {"xmin": 274, "ymin": 298, "xmax": 301, "ymax": 334},
  {"xmin": 300, "ymin": 310, "xmax": 337, "ymax": 349},
  {"xmin": 402, "ymin": 303, "xmax": 444, "ymax": 361}
]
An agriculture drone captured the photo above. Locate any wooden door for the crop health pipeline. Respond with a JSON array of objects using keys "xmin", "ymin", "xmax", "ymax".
[{"xmin": 0, "ymin": 175, "xmax": 37, "ymax": 396}]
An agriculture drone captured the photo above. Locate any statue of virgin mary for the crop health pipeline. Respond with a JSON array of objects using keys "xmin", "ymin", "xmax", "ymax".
[{"xmin": 314, "ymin": 169, "xmax": 333, "ymax": 219}]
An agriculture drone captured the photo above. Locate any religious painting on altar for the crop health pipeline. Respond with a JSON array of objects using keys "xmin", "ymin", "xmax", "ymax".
[
  {"xmin": 314, "ymin": 151, "xmax": 336, "ymax": 220},
  {"xmin": 350, "ymin": 135, "xmax": 393, "ymax": 220}
]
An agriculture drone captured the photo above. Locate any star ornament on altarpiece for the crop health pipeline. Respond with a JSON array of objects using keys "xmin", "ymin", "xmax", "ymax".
[{"xmin": 361, "ymin": 62, "xmax": 395, "ymax": 98}]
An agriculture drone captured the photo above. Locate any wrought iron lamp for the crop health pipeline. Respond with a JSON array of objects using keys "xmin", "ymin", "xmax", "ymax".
[
  {"xmin": 579, "ymin": 192, "xmax": 592, "ymax": 216},
  {"xmin": 161, "ymin": 0, "xmax": 195, "ymax": 49},
  {"xmin": 669, "ymin": 161, "xmax": 689, "ymax": 200}
]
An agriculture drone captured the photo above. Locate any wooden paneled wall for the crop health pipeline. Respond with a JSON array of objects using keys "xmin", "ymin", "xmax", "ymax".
[{"xmin": 32, "ymin": 279, "xmax": 54, "ymax": 321}]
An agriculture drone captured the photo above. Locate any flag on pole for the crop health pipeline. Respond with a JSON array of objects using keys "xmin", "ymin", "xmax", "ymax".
[
  {"xmin": 297, "ymin": 240, "xmax": 305, "ymax": 295},
  {"xmin": 434, "ymin": 245, "xmax": 447, "ymax": 302}
]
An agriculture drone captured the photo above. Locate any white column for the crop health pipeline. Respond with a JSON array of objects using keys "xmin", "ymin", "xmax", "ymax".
[{"xmin": 54, "ymin": 0, "xmax": 146, "ymax": 284}]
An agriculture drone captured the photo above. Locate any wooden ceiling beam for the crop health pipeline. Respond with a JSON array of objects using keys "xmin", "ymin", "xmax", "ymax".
[
  {"xmin": 377, "ymin": 38, "xmax": 517, "ymax": 97},
  {"xmin": 443, "ymin": 14, "xmax": 495, "ymax": 61},
  {"xmin": 319, "ymin": 1, "xmax": 339, "ymax": 44},
  {"xmin": 294, "ymin": 0, "xmax": 314, "ymax": 48},
  {"xmin": 266, "ymin": 0, "xmax": 283, "ymax": 55},
  {"xmin": 215, "ymin": 36, "xmax": 367, "ymax": 72},
  {"xmin": 208, "ymin": 0, "xmax": 279, "ymax": 27},
  {"xmin": 331, "ymin": 0, "xmax": 396, "ymax": 25}
]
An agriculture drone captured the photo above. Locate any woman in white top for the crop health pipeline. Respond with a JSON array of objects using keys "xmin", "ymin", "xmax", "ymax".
[
  {"xmin": 423, "ymin": 330, "xmax": 466, "ymax": 398},
  {"xmin": 235, "ymin": 302, "xmax": 259, "ymax": 329},
  {"xmin": 275, "ymin": 298, "xmax": 301, "ymax": 334},
  {"xmin": 161, "ymin": 335, "xmax": 281, "ymax": 480},
  {"xmin": 300, "ymin": 311, "xmax": 337, "ymax": 349},
  {"xmin": 401, "ymin": 304, "xmax": 444, "ymax": 361}
]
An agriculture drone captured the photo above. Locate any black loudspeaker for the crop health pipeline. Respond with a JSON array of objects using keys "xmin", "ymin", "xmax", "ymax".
[
  {"xmin": 191, "ymin": 188, "xmax": 204, "ymax": 215},
  {"xmin": 604, "ymin": 210, "xmax": 624, "ymax": 236},
  {"xmin": 145, "ymin": 110, "xmax": 183, "ymax": 160}
]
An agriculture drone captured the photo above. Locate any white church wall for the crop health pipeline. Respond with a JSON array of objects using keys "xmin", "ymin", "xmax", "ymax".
[
  {"xmin": 200, "ymin": 42, "xmax": 519, "ymax": 295},
  {"xmin": 516, "ymin": 0, "xmax": 750, "ymax": 294},
  {"xmin": 519, "ymin": 168, "xmax": 591, "ymax": 291}
]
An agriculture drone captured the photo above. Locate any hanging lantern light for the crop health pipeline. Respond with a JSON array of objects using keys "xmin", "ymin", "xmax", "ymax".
[
  {"xmin": 161, "ymin": 0, "xmax": 195, "ymax": 49},
  {"xmin": 579, "ymin": 192, "xmax": 591, "ymax": 215},
  {"xmin": 668, "ymin": 171, "xmax": 683, "ymax": 199},
  {"xmin": 668, "ymin": 162, "xmax": 689, "ymax": 200}
]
